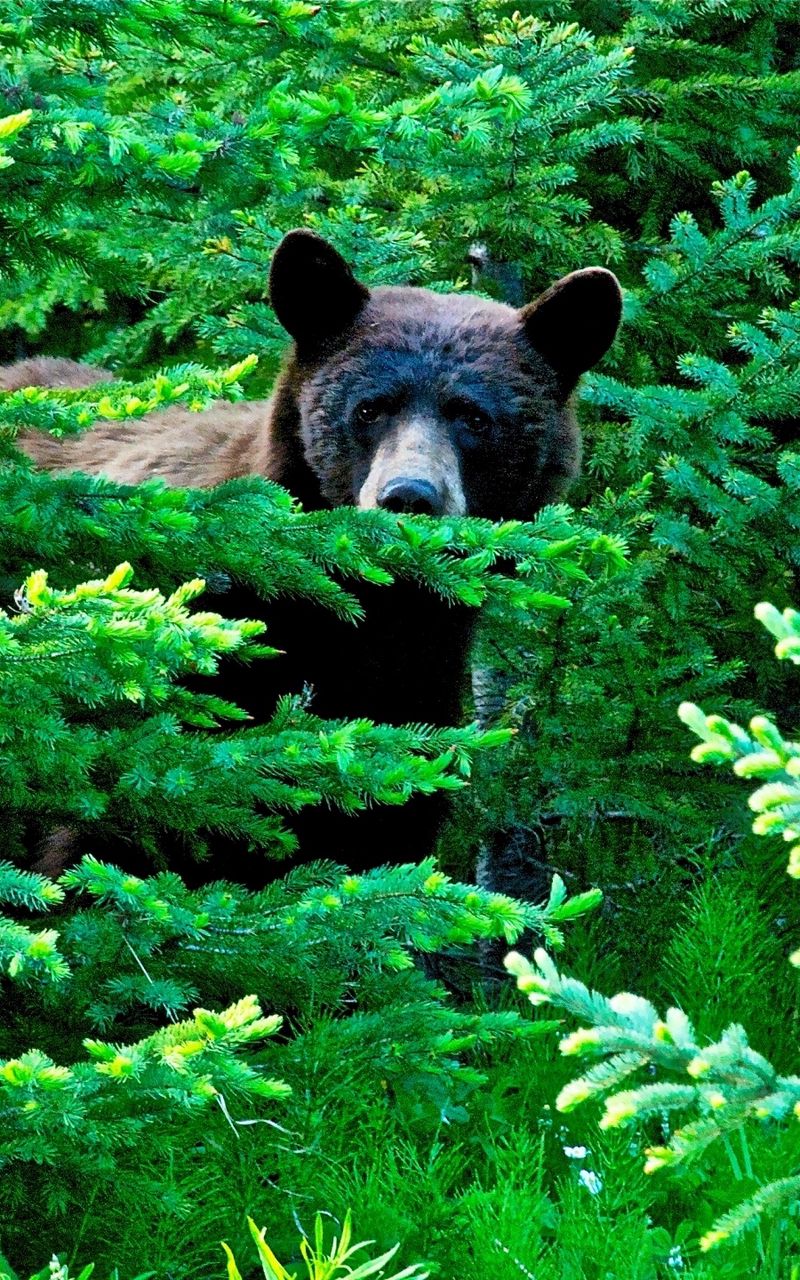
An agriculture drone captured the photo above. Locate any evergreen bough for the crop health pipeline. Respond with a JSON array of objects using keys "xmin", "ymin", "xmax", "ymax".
[{"xmin": 506, "ymin": 601, "xmax": 800, "ymax": 1256}]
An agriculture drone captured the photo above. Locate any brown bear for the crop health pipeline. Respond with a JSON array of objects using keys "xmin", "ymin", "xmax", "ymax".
[{"xmin": 13, "ymin": 231, "xmax": 622, "ymax": 879}]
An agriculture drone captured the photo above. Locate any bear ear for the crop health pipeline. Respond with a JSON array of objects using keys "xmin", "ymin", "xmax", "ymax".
[
  {"xmin": 269, "ymin": 230, "xmax": 370, "ymax": 351},
  {"xmin": 520, "ymin": 268, "xmax": 622, "ymax": 394}
]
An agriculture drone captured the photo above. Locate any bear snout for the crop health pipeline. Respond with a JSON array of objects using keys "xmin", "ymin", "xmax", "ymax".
[{"xmin": 357, "ymin": 418, "xmax": 466, "ymax": 516}]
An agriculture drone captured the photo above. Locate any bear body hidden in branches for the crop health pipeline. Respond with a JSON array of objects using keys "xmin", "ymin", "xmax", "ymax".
[{"xmin": 14, "ymin": 231, "xmax": 622, "ymax": 877}]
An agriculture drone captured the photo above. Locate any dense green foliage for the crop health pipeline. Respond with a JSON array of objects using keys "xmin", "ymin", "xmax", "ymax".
[
  {"xmin": 2, "ymin": 0, "xmax": 800, "ymax": 1277},
  {"xmin": 223, "ymin": 1211, "xmax": 431, "ymax": 1280},
  {"xmin": 507, "ymin": 601, "xmax": 800, "ymax": 1261}
]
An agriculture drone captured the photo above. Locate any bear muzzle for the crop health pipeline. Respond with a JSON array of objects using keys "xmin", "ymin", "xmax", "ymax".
[{"xmin": 357, "ymin": 418, "xmax": 466, "ymax": 516}]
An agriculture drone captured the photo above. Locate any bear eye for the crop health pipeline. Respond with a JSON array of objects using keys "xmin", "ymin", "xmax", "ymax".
[
  {"xmin": 442, "ymin": 397, "xmax": 491, "ymax": 436},
  {"xmin": 353, "ymin": 397, "xmax": 393, "ymax": 428}
]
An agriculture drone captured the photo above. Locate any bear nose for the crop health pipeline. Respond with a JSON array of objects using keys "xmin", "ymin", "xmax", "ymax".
[{"xmin": 377, "ymin": 477, "xmax": 445, "ymax": 516}]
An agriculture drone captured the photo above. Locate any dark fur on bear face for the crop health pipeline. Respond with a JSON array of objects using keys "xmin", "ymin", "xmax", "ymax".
[{"xmin": 267, "ymin": 231, "xmax": 622, "ymax": 521}]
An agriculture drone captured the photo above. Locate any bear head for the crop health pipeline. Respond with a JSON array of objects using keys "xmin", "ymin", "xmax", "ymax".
[{"xmin": 266, "ymin": 230, "xmax": 622, "ymax": 521}]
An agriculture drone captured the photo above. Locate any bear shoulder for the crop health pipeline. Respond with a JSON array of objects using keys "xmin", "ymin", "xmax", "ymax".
[
  {"xmin": 21, "ymin": 398, "xmax": 271, "ymax": 486},
  {"xmin": 3, "ymin": 357, "xmax": 273, "ymax": 486},
  {"xmin": 0, "ymin": 356, "xmax": 112, "ymax": 392}
]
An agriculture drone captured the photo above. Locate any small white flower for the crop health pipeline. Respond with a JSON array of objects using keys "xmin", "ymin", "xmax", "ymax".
[
  {"xmin": 667, "ymin": 1245, "xmax": 684, "ymax": 1269},
  {"xmin": 563, "ymin": 1144, "xmax": 589, "ymax": 1159},
  {"xmin": 578, "ymin": 1169, "xmax": 603, "ymax": 1195}
]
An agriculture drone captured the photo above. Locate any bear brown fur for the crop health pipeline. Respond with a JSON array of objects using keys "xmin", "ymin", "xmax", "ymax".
[
  {"xmin": 0, "ymin": 356, "xmax": 113, "ymax": 394},
  {"xmin": 12, "ymin": 231, "xmax": 622, "ymax": 880},
  {"xmin": 18, "ymin": 231, "xmax": 621, "ymax": 517}
]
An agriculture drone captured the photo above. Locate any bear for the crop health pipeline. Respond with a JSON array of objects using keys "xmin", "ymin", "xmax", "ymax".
[
  {"xmin": 0, "ymin": 356, "xmax": 113, "ymax": 394},
  {"xmin": 13, "ymin": 230, "xmax": 622, "ymax": 881}
]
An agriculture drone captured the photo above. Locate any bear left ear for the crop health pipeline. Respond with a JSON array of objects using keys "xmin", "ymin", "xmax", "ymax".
[
  {"xmin": 520, "ymin": 268, "xmax": 622, "ymax": 394},
  {"xmin": 269, "ymin": 229, "xmax": 370, "ymax": 352}
]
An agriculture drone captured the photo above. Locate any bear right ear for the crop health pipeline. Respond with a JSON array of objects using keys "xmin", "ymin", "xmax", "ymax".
[
  {"xmin": 270, "ymin": 230, "xmax": 370, "ymax": 351},
  {"xmin": 521, "ymin": 267, "xmax": 622, "ymax": 395}
]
